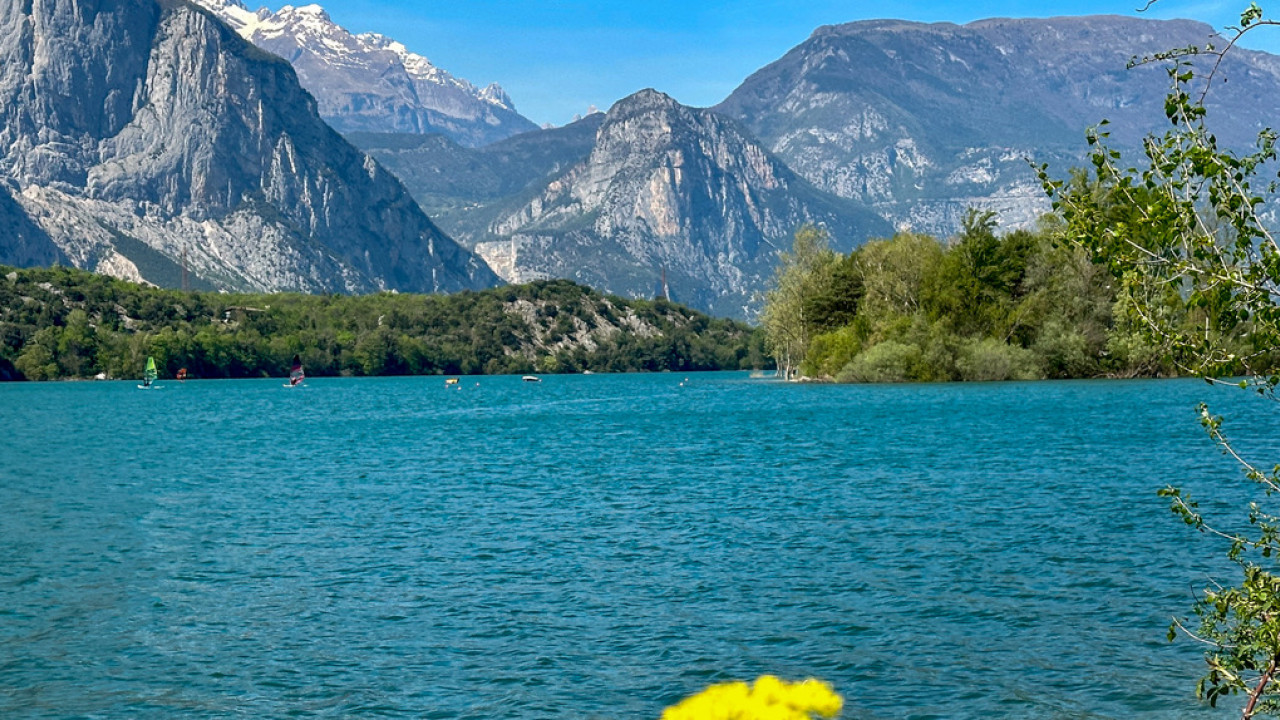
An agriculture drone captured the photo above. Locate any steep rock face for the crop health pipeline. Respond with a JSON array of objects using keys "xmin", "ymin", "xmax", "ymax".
[
  {"xmin": 454, "ymin": 90, "xmax": 890, "ymax": 318},
  {"xmin": 715, "ymin": 16, "xmax": 1280, "ymax": 236},
  {"xmin": 191, "ymin": 0, "xmax": 538, "ymax": 146},
  {"xmin": 0, "ymin": 0, "xmax": 497, "ymax": 293}
]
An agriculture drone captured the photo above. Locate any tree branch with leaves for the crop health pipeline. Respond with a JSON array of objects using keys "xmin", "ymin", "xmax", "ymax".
[{"xmin": 1039, "ymin": 3, "xmax": 1280, "ymax": 716}]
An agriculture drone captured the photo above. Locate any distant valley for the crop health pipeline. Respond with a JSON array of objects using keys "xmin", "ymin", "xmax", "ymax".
[{"xmin": 348, "ymin": 15, "xmax": 1280, "ymax": 316}]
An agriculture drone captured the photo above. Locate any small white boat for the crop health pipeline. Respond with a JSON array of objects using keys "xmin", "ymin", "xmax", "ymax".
[{"xmin": 522, "ymin": 375, "xmax": 541, "ymax": 383}]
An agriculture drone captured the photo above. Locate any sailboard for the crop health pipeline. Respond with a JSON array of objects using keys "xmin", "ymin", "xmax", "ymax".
[
  {"xmin": 138, "ymin": 356, "xmax": 160, "ymax": 390},
  {"xmin": 285, "ymin": 354, "xmax": 305, "ymax": 388}
]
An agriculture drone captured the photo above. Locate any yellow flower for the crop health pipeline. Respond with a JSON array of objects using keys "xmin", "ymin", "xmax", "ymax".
[{"xmin": 661, "ymin": 675, "xmax": 843, "ymax": 720}]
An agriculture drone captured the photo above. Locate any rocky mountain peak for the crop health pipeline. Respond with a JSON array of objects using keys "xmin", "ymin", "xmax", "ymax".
[
  {"xmin": 478, "ymin": 83, "xmax": 515, "ymax": 111},
  {"xmin": 608, "ymin": 88, "xmax": 679, "ymax": 114},
  {"xmin": 590, "ymin": 90, "xmax": 700, "ymax": 161},
  {"xmin": 266, "ymin": 4, "xmax": 337, "ymax": 39}
]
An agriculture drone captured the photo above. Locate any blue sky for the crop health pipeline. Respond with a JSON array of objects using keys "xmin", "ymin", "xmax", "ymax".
[{"xmin": 298, "ymin": 0, "xmax": 1271, "ymax": 126}]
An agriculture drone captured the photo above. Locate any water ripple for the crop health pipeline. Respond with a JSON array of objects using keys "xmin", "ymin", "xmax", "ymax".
[{"xmin": 1, "ymin": 374, "xmax": 1273, "ymax": 718}]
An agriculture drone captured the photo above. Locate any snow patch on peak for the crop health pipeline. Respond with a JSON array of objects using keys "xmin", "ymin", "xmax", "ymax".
[
  {"xmin": 355, "ymin": 30, "xmax": 515, "ymax": 111},
  {"xmin": 360, "ymin": 33, "xmax": 437, "ymax": 72},
  {"xmin": 280, "ymin": 3, "xmax": 329, "ymax": 17},
  {"xmin": 191, "ymin": 0, "xmax": 270, "ymax": 35},
  {"xmin": 191, "ymin": 0, "xmax": 248, "ymax": 9},
  {"xmin": 270, "ymin": 4, "xmax": 337, "ymax": 38},
  {"xmin": 479, "ymin": 83, "xmax": 516, "ymax": 111}
]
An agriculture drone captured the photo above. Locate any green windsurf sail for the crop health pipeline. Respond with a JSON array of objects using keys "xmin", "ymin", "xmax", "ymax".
[{"xmin": 143, "ymin": 356, "xmax": 158, "ymax": 387}]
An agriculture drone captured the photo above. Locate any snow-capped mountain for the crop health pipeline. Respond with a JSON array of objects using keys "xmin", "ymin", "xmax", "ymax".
[{"xmin": 191, "ymin": 0, "xmax": 538, "ymax": 146}]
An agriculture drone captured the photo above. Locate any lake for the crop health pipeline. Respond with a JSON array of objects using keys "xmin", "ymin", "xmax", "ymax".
[{"xmin": 2, "ymin": 372, "xmax": 1277, "ymax": 719}]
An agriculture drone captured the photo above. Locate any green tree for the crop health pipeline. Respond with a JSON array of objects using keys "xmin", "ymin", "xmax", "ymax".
[
  {"xmin": 924, "ymin": 210, "xmax": 1039, "ymax": 338},
  {"xmin": 760, "ymin": 224, "xmax": 837, "ymax": 379},
  {"xmin": 1041, "ymin": 4, "xmax": 1280, "ymax": 715},
  {"xmin": 801, "ymin": 252, "xmax": 864, "ymax": 334},
  {"xmin": 55, "ymin": 309, "xmax": 97, "ymax": 377},
  {"xmin": 856, "ymin": 233, "xmax": 944, "ymax": 319},
  {"xmin": 14, "ymin": 327, "xmax": 58, "ymax": 380}
]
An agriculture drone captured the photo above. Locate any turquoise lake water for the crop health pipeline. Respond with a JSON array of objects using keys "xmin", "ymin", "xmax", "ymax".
[{"xmin": 3, "ymin": 372, "xmax": 1279, "ymax": 719}]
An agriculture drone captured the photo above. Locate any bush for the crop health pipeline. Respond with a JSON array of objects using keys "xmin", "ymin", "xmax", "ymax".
[
  {"xmin": 802, "ymin": 326, "xmax": 861, "ymax": 379},
  {"xmin": 836, "ymin": 340, "xmax": 922, "ymax": 383},
  {"xmin": 1033, "ymin": 319, "xmax": 1094, "ymax": 378},
  {"xmin": 955, "ymin": 337, "xmax": 1041, "ymax": 382}
]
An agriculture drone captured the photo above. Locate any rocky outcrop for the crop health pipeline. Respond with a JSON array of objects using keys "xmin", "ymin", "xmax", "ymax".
[
  {"xmin": 0, "ymin": 0, "xmax": 497, "ymax": 293},
  {"xmin": 715, "ymin": 16, "xmax": 1280, "ymax": 237},
  {"xmin": 191, "ymin": 0, "xmax": 538, "ymax": 146},
  {"xmin": 0, "ymin": 182, "xmax": 62, "ymax": 268}
]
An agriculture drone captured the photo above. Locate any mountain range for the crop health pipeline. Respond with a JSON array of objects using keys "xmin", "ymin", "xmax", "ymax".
[
  {"xmin": 4, "ymin": 4, "xmax": 1280, "ymax": 319},
  {"xmin": 714, "ymin": 15, "xmax": 1280, "ymax": 236},
  {"xmin": 349, "ymin": 15, "xmax": 1280, "ymax": 316}
]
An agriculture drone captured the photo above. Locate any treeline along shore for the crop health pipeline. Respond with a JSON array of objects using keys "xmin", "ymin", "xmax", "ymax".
[
  {"xmin": 0, "ymin": 266, "xmax": 768, "ymax": 381},
  {"xmin": 16, "ymin": 204, "xmax": 1277, "ymax": 386},
  {"xmin": 762, "ymin": 215, "xmax": 1280, "ymax": 382}
]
